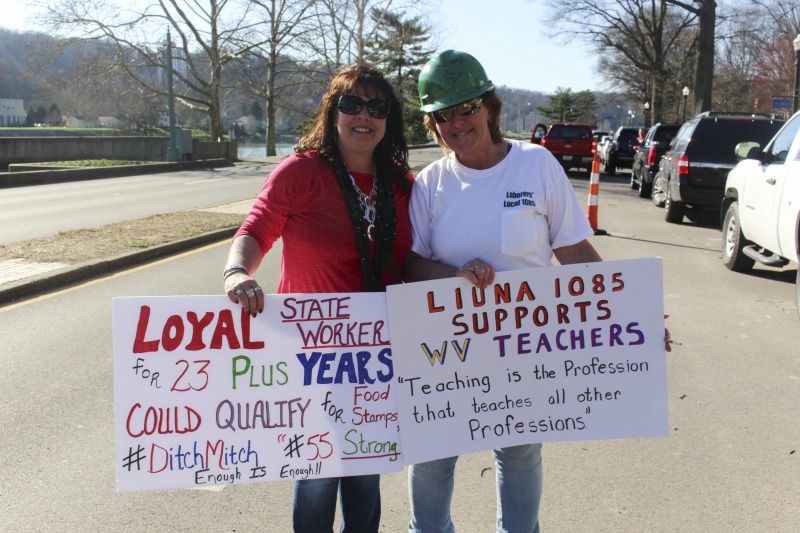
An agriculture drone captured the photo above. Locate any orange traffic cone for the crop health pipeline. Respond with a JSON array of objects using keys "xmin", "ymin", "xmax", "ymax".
[{"xmin": 587, "ymin": 152, "xmax": 607, "ymax": 236}]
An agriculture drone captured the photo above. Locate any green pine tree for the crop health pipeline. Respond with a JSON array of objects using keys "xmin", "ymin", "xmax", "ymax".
[
  {"xmin": 537, "ymin": 88, "xmax": 597, "ymax": 124},
  {"xmin": 365, "ymin": 9, "xmax": 435, "ymax": 145}
]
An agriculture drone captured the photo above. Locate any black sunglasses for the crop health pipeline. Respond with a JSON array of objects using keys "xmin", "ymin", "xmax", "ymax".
[
  {"xmin": 337, "ymin": 94, "xmax": 390, "ymax": 119},
  {"xmin": 431, "ymin": 97, "xmax": 483, "ymax": 124}
]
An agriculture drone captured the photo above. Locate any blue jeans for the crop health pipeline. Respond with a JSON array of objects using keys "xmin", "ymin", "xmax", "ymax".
[
  {"xmin": 293, "ymin": 475, "xmax": 381, "ymax": 533},
  {"xmin": 408, "ymin": 444, "xmax": 542, "ymax": 533}
]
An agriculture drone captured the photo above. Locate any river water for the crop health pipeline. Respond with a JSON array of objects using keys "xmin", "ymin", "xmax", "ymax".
[{"xmin": 238, "ymin": 143, "xmax": 294, "ymax": 159}]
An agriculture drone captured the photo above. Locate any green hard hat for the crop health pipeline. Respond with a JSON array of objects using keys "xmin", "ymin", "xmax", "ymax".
[{"xmin": 418, "ymin": 50, "xmax": 494, "ymax": 112}]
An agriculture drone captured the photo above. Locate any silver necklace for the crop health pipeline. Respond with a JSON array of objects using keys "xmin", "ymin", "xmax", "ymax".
[{"xmin": 349, "ymin": 173, "xmax": 377, "ymax": 241}]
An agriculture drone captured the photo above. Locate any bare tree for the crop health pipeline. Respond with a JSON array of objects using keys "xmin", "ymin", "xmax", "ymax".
[
  {"xmin": 664, "ymin": 0, "xmax": 715, "ymax": 115},
  {"xmin": 750, "ymin": 0, "xmax": 800, "ymax": 39},
  {"xmin": 746, "ymin": 0, "xmax": 800, "ymax": 115},
  {"xmin": 302, "ymin": 0, "xmax": 427, "ymax": 73},
  {"xmin": 541, "ymin": 0, "xmax": 694, "ymax": 124},
  {"xmin": 242, "ymin": 0, "xmax": 317, "ymax": 155},
  {"xmin": 33, "ymin": 0, "xmax": 272, "ymax": 140},
  {"xmin": 716, "ymin": 0, "xmax": 800, "ymax": 116}
]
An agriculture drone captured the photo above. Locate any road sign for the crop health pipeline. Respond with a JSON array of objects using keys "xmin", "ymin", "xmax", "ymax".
[{"xmin": 773, "ymin": 98, "xmax": 791, "ymax": 109}]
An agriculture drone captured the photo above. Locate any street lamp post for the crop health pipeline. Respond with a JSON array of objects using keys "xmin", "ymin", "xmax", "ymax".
[
  {"xmin": 644, "ymin": 102, "xmax": 650, "ymax": 128},
  {"xmin": 793, "ymin": 34, "xmax": 800, "ymax": 114},
  {"xmin": 525, "ymin": 101, "xmax": 531, "ymax": 131},
  {"xmin": 682, "ymin": 86, "xmax": 690, "ymax": 123}
]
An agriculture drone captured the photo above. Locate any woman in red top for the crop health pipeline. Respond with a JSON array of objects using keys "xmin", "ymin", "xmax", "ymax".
[{"xmin": 222, "ymin": 65, "xmax": 413, "ymax": 532}]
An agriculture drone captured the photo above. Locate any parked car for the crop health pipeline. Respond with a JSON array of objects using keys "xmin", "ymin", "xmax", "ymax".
[
  {"xmin": 630, "ymin": 123, "xmax": 680, "ymax": 198},
  {"xmin": 604, "ymin": 126, "xmax": 640, "ymax": 175},
  {"xmin": 531, "ymin": 123, "xmax": 595, "ymax": 173},
  {"xmin": 720, "ymin": 110, "xmax": 800, "ymax": 316},
  {"xmin": 653, "ymin": 112, "xmax": 785, "ymax": 224}
]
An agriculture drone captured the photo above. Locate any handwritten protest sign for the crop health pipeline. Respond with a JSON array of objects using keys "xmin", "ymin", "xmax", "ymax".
[
  {"xmin": 386, "ymin": 258, "xmax": 668, "ymax": 464},
  {"xmin": 113, "ymin": 294, "xmax": 402, "ymax": 492}
]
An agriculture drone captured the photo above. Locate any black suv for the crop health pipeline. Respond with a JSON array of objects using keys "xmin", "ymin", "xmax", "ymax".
[
  {"xmin": 631, "ymin": 123, "xmax": 680, "ymax": 198},
  {"xmin": 604, "ymin": 127, "xmax": 640, "ymax": 175},
  {"xmin": 654, "ymin": 112, "xmax": 785, "ymax": 224}
]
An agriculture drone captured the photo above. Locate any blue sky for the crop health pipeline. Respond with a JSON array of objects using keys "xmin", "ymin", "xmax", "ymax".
[
  {"xmin": 2, "ymin": 0, "xmax": 599, "ymax": 94},
  {"xmin": 434, "ymin": 0, "xmax": 600, "ymax": 93}
]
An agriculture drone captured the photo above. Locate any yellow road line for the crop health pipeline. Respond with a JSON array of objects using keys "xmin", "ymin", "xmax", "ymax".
[{"xmin": 0, "ymin": 240, "xmax": 228, "ymax": 313}]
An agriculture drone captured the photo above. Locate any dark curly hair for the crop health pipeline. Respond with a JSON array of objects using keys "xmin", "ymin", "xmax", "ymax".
[{"xmin": 297, "ymin": 65, "xmax": 410, "ymax": 188}]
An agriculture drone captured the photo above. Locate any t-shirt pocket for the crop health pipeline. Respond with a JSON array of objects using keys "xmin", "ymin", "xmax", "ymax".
[{"xmin": 501, "ymin": 208, "xmax": 548, "ymax": 257}]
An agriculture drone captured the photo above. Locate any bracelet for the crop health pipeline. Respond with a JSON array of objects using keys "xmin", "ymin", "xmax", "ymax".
[{"xmin": 223, "ymin": 264, "xmax": 249, "ymax": 280}]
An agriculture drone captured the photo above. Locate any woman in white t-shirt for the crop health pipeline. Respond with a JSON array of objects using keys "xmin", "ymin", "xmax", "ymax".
[{"xmin": 403, "ymin": 50, "xmax": 604, "ymax": 533}]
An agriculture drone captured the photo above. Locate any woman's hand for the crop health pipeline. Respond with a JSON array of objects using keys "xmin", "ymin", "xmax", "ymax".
[
  {"xmin": 225, "ymin": 272, "xmax": 264, "ymax": 317},
  {"xmin": 456, "ymin": 258, "xmax": 496, "ymax": 289},
  {"xmin": 224, "ymin": 235, "xmax": 265, "ymax": 317}
]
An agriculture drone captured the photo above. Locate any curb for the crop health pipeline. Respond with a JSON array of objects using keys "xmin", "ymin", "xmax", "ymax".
[
  {"xmin": 0, "ymin": 227, "xmax": 237, "ymax": 305},
  {"xmin": 0, "ymin": 158, "xmax": 234, "ymax": 188}
]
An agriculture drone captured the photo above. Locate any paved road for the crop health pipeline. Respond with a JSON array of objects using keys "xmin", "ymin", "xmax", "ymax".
[
  {"xmin": 0, "ymin": 160, "xmax": 279, "ymax": 245},
  {"xmin": 0, "ymin": 147, "xmax": 444, "ymax": 246},
  {"xmin": 1, "ymin": 154, "xmax": 799, "ymax": 531}
]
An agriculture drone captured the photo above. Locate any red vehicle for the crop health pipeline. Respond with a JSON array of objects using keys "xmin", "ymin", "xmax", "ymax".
[{"xmin": 531, "ymin": 122, "xmax": 595, "ymax": 174}]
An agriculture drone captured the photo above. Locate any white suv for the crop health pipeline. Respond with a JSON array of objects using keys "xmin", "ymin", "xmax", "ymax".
[{"xmin": 721, "ymin": 110, "xmax": 800, "ymax": 316}]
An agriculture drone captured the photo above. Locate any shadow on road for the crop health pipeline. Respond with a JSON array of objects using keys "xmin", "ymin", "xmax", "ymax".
[
  {"xmin": 606, "ymin": 233, "xmax": 721, "ymax": 253},
  {"xmin": 742, "ymin": 267, "xmax": 797, "ymax": 285}
]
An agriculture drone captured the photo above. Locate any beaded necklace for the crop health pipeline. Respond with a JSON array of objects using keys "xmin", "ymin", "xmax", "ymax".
[
  {"xmin": 331, "ymin": 158, "xmax": 396, "ymax": 292},
  {"xmin": 349, "ymin": 173, "xmax": 377, "ymax": 241}
]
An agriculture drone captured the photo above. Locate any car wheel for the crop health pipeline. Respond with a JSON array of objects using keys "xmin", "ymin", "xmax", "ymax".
[
  {"xmin": 664, "ymin": 177, "xmax": 685, "ymax": 223},
  {"xmin": 605, "ymin": 158, "xmax": 617, "ymax": 176},
  {"xmin": 638, "ymin": 178, "xmax": 651, "ymax": 198},
  {"xmin": 651, "ymin": 172, "xmax": 667, "ymax": 207},
  {"xmin": 721, "ymin": 202, "xmax": 756, "ymax": 272}
]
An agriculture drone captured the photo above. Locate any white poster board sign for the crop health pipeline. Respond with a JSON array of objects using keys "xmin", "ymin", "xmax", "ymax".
[
  {"xmin": 386, "ymin": 258, "xmax": 668, "ymax": 465},
  {"xmin": 113, "ymin": 293, "xmax": 402, "ymax": 492}
]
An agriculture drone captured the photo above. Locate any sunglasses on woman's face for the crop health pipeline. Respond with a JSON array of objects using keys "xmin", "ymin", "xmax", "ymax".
[
  {"xmin": 431, "ymin": 97, "xmax": 483, "ymax": 124},
  {"xmin": 337, "ymin": 94, "xmax": 389, "ymax": 119}
]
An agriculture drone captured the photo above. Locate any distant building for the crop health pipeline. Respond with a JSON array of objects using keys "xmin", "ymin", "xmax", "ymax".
[
  {"xmin": 158, "ymin": 38, "xmax": 188, "ymax": 84},
  {"xmin": 0, "ymin": 98, "xmax": 26, "ymax": 126},
  {"xmin": 156, "ymin": 109, "xmax": 183, "ymax": 128},
  {"xmin": 65, "ymin": 116, "xmax": 100, "ymax": 128},
  {"xmin": 98, "ymin": 116, "xmax": 122, "ymax": 128}
]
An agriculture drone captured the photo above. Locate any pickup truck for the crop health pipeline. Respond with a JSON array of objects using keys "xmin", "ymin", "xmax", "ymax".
[
  {"xmin": 721, "ymin": 110, "xmax": 800, "ymax": 316},
  {"xmin": 531, "ymin": 123, "xmax": 595, "ymax": 174}
]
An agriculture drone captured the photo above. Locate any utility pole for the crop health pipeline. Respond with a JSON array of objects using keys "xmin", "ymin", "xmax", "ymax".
[{"xmin": 165, "ymin": 29, "xmax": 179, "ymax": 162}]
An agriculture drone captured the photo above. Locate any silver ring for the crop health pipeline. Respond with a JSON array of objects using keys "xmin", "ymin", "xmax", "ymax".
[
  {"xmin": 235, "ymin": 289, "xmax": 243, "ymax": 295},
  {"xmin": 245, "ymin": 288, "xmax": 256, "ymax": 298},
  {"xmin": 253, "ymin": 287, "xmax": 262, "ymax": 292}
]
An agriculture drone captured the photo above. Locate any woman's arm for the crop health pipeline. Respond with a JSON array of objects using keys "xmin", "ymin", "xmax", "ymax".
[
  {"xmin": 553, "ymin": 239, "xmax": 602, "ymax": 265},
  {"xmin": 223, "ymin": 234, "xmax": 266, "ymax": 316},
  {"xmin": 402, "ymin": 251, "xmax": 496, "ymax": 289}
]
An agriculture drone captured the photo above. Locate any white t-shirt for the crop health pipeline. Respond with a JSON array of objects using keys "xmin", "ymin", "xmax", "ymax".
[{"xmin": 409, "ymin": 140, "xmax": 593, "ymax": 271}]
